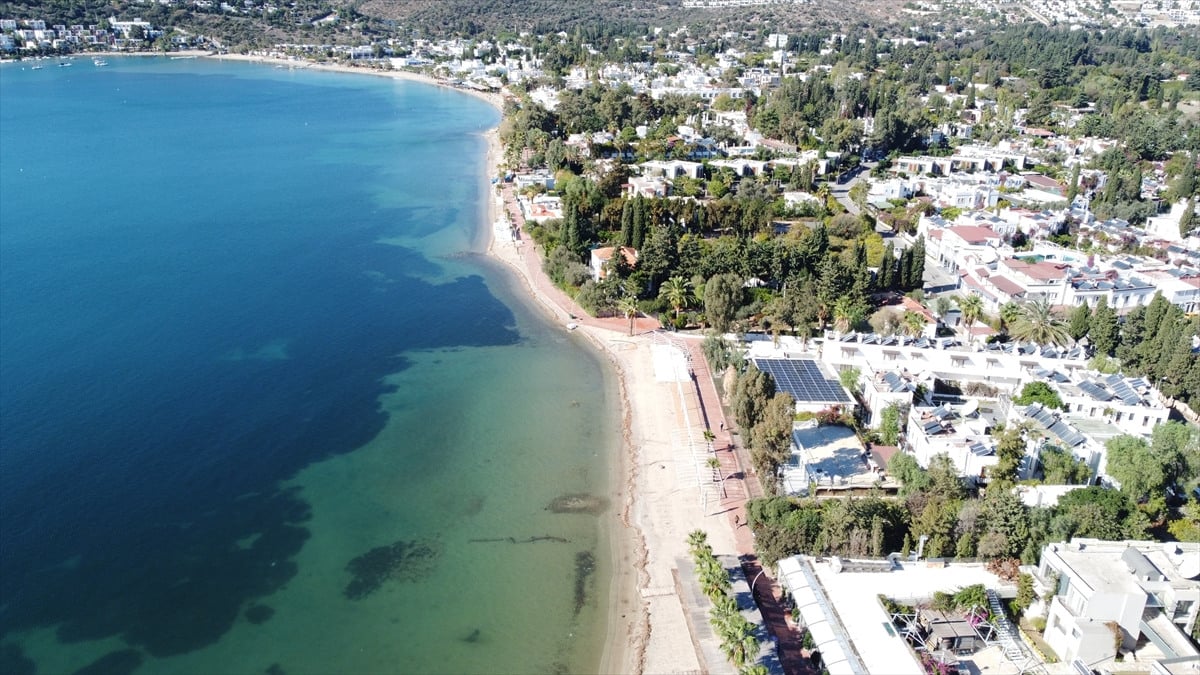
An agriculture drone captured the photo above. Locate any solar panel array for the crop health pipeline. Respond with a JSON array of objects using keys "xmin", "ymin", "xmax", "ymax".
[
  {"xmin": 881, "ymin": 372, "xmax": 911, "ymax": 393},
  {"xmin": 753, "ymin": 358, "xmax": 853, "ymax": 404},
  {"xmin": 1104, "ymin": 374, "xmax": 1143, "ymax": 406},
  {"xmin": 1026, "ymin": 403, "xmax": 1086, "ymax": 447},
  {"xmin": 1078, "ymin": 381, "xmax": 1113, "ymax": 402}
]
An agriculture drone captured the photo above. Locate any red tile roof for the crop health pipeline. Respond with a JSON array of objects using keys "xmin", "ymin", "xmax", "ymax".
[
  {"xmin": 1002, "ymin": 258, "xmax": 1068, "ymax": 281},
  {"xmin": 947, "ymin": 225, "xmax": 998, "ymax": 244},
  {"xmin": 989, "ymin": 275, "xmax": 1025, "ymax": 296}
]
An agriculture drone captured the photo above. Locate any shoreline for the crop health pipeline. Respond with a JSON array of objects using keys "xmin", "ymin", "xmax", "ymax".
[
  {"xmin": 193, "ymin": 53, "xmax": 742, "ymax": 673},
  {"xmin": 477, "ymin": 129, "xmax": 645, "ymax": 675},
  {"xmin": 204, "ymin": 53, "xmax": 507, "ymax": 112},
  {"xmin": 480, "ymin": 127, "xmax": 743, "ymax": 672}
]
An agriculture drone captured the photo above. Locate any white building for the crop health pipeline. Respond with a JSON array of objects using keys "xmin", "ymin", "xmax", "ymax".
[
  {"xmin": 905, "ymin": 403, "xmax": 999, "ymax": 479},
  {"xmin": 1036, "ymin": 539, "xmax": 1200, "ymax": 668}
]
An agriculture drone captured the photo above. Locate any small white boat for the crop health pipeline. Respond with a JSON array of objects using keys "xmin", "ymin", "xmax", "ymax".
[
  {"xmin": 566, "ymin": 322, "xmax": 579, "ymax": 331},
  {"xmin": 93, "ymin": 58, "xmax": 108, "ymax": 67},
  {"xmin": 30, "ymin": 65, "xmax": 43, "ymax": 70},
  {"xmin": 58, "ymin": 62, "xmax": 72, "ymax": 67}
]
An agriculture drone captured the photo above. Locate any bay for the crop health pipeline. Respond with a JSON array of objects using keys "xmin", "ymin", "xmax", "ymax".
[{"xmin": 0, "ymin": 57, "xmax": 617, "ymax": 675}]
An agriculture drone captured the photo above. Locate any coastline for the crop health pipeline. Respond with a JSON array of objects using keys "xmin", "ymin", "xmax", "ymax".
[
  {"xmin": 480, "ymin": 132, "xmax": 744, "ymax": 672},
  {"xmin": 185, "ymin": 53, "xmax": 744, "ymax": 673},
  {"xmin": 202, "ymin": 53, "xmax": 652, "ymax": 672},
  {"xmin": 204, "ymin": 53, "xmax": 506, "ymax": 111}
]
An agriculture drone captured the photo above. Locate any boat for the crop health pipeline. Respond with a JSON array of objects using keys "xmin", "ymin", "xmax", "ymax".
[
  {"xmin": 57, "ymin": 62, "xmax": 72, "ymax": 67},
  {"xmin": 30, "ymin": 65, "xmax": 43, "ymax": 70},
  {"xmin": 93, "ymin": 58, "xmax": 108, "ymax": 67}
]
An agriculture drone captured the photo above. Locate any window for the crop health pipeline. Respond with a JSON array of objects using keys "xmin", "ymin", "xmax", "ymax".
[{"xmin": 1071, "ymin": 627, "xmax": 1081, "ymax": 639}]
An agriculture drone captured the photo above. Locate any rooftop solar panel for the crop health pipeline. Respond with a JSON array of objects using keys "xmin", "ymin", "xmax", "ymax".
[
  {"xmin": 1111, "ymin": 382, "xmax": 1141, "ymax": 406},
  {"xmin": 753, "ymin": 358, "xmax": 853, "ymax": 404},
  {"xmin": 1078, "ymin": 381, "xmax": 1113, "ymax": 402}
]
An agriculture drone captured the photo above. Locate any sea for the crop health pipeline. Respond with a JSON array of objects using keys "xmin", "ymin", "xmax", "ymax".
[{"xmin": 0, "ymin": 57, "xmax": 619, "ymax": 675}]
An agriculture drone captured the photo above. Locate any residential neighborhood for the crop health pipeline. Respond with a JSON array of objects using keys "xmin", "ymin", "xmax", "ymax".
[{"xmin": 2, "ymin": 2, "xmax": 1198, "ymax": 674}]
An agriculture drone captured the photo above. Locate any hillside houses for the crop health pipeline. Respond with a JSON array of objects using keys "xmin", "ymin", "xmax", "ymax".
[{"xmin": 919, "ymin": 214, "xmax": 1200, "ymax": 313}]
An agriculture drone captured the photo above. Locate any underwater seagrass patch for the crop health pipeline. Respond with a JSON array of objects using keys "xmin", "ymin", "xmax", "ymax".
[{"xmin": 343, "ymin": 538, "xmax": 442, "ymax": 600}]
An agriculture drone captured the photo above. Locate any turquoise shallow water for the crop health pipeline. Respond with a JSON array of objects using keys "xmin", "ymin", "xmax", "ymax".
[{"xmin": 0, "ymin": 58, "xmax": 617, "ymax": 674}]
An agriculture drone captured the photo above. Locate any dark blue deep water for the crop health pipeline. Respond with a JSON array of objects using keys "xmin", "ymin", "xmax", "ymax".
[{"xmin": 0, "ymin": 59, "xmax": 616, "ymax": 675}]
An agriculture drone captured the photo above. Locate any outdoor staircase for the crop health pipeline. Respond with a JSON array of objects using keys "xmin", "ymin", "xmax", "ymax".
[{"xmin": 986, "ymin": 590, "xmax": 1048, "ymax": 675}]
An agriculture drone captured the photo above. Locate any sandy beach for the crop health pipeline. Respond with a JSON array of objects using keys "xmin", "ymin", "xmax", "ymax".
[
  {"xmin": 205, "ymin": 53, "xmax": 507, "ymax": 110},
  {"xmin": 479, "ymin": 131, "xmax": 748, "ymax": 672}
]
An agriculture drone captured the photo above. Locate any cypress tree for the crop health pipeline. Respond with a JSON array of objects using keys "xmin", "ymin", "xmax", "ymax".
[
  {"xmin": 879, "ymin": 242, "xmax": 895, "ymax": 290},
  {"xmin": 619, "ymin": 199, "xmax": 633, "ymax": 247},
  {"xmin": 1090, "ymin": 297, "xmax": 1119, "ymax": 357},
  {"xmin": 1067, "ymin": 163, "xmax": 1081, "ymax": 202},
  {"xmin": 1068, "ymin": 302, "xmax": 1091, "ymax": 341},
  {"xmin": 632, "ymin": 195, "xmax": 646, "ymax": 250},
  {"xmin": 910, "ymin": 237, "xmax": 926, "ymax": 291}
]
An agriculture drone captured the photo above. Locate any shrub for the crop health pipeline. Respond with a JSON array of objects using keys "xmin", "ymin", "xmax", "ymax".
[{"xmin": 986, "ymin": 557, "xmax": 1022, "ymax": 582}]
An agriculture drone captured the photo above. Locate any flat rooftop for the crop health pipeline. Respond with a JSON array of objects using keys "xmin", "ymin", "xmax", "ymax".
[{"xmin": 779, "ymin": 557, "xmax": 1018, "ymax": 675}]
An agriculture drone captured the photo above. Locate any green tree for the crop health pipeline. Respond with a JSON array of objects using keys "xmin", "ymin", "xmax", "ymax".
[
  {"xmin": 1067, "ymin": 303, "xmax": 1091, "ymax": 341},
  {"xmin": 732, "ymin": 365, "xmax": 776, "ymax": 430},
  {"xmin": 1039, "ymin": 446, "xmax": 1092, "ymax": 484},
  {"xmin": 1168, "ymin": 502, "xmax": 1200, "ymax": 542},
  {"xmin": 704, "ymin": 273, "xmax": 743, "ymax": 333},
  {"xmin": 1014, "ymin": 382, "xmax": 1065, "ymax": 410},
  {"xmin": 998, "ymin": 302, "xmax": 1022, "ymax": 335},
  {"xmin": 980, "ymin": 489, "xmax": 1029, "ymax": 558},
  {"xmin": 838, "ymin": 367, "xmax": 861, "ymax": 396},
  {"xmin": 1150, "ymin": 422, "xmax": 1200, "ymax": 490},
  {"xmin": 879, "ymin": 403, "xmax": 902, "ymax": 446},
  {"xmin": 1104, "ymin": 435, "xmax": 1163, "ymax": 501},
  {"xmin": 750, "ymin": 393, "xmax": 798, "ymax": 494},
  {"xmin": 989, "ymin": 426, "xmax": 1026, "ymax": 489},
  {"xmin": 1056, "ymin": 487, "xmax": 1146, "ymax": 540},
  {"xmin": 889, "ymin": 452, "xmax": 932, "ymax": 496},
  {"xmin": 902, "ymin": 310, "xmax": 927, "ymax": 337},
  {"xmin": 1090, "ymin": 297, "xmax": 1118, "ymax": 357}
]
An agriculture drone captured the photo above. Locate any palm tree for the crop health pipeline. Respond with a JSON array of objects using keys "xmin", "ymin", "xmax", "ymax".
[
  {"xmin": 699, "ymin": 558, "xmax": 732, "ymax": 600},
  {"xmin": 832, "ymin": 297, "xmax": 860, "ymax": 334},
  {"xmin": 902, "ymin": 310, "xmax": 927, "ymax": 337},
  {"xmin": 617, "ymin": 296, "xmax": 639, "ymax": 336},
  {"xmin": 707, "ymin": 457, "xmax": 728, "ymax": 498},
  {"xmin": 1009, "ymin": 298, "xmax": 1072, "ymax": 346},
  {"xmin": 957, "ymin": 294, "xmax": 983, "ymax": 331},
  {"xmin": 687, "ymin": 529, "xmax": 709, "ymax": 558},
  {"xmin": 709, "ymin": 594, "xmax": 741, "ymax": 630},
  {"xmin": 717, "ymin": 617, "xmax": 759, "ymax": 669},
  {"xmin": 659, "ymin": 276, "xmax": 691, "ymax": 321},
  {"xmin": 998, "ymin": 301, "xmax": 1021, "ymax": 335}
]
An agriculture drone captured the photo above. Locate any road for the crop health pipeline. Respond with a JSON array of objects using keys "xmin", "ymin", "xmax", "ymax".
[{"xmin": 828, "ymin": 162, "xmax": 876, "ymax": 216}]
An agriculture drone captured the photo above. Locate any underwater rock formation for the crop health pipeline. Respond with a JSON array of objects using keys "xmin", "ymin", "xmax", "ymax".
[{"xmin": 546, "ymin": 494, "xmax": 607, "ymax": 515}]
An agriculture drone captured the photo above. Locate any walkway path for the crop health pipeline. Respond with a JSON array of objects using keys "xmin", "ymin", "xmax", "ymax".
[{"xmin": 677, "ymin": 334, "xmax": 814, "ymax": 675}]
